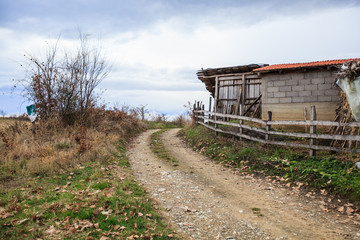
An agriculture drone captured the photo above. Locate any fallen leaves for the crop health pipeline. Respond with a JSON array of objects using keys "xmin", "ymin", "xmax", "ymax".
[
  {"xmin": 45, "ymin": 225, "xmax": 61, "ymax": 235},
  {"xmin": 320, "ymin": 189, "xmax": 328, "ymax": 196},
  {"xmin": 54, "ymin": 181, "xmax": 71, "ymax": 191},
  {"xmin": 0, "ymin": 208, "xmax": 14, "ymax": 219}
]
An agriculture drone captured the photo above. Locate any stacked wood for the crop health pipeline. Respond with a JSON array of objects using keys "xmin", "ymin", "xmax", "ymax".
[
  {"xmin": 335, "ymin": 60, "xmax": 360, "ymax": 82},
  {"xmin": 329, "ymin": 92, "xmax": 358, "ymax": 148},
  {"xmin": 329, "ymin": 60, "xmax": 360, "ymax": 148}
]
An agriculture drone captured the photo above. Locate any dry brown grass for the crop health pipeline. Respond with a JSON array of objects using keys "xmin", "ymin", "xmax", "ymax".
[{"xmin": 0, "ymin": 109, "xmax": 146, "ymax": 180}]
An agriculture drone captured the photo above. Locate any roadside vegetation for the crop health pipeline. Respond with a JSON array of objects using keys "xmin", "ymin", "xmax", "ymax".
[
  {"xmin": 0, "ymin": 112, "xmax": 177, "ymax": 239},
  {"xmin": 0, "ymin": 33, "xmax": 178, "ymax": 239},
  {"xmin": 179, "ymin": 124, "xmax": 360, "ymax": 204},
  {"xmin": 146, "ymin": 115, "xmax": 188, "ymax": 130}
]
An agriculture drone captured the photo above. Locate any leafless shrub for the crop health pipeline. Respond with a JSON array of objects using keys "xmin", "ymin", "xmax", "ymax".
[{"xmin": 16, "ymin": 33, "xmax": 110, "ymax": 126}]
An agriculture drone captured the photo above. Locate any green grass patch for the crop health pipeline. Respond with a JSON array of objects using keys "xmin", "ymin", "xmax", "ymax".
[
  {"xmin": 150, "ymin": 129, "xmax": 178, "ymax": 165},
  {"xmin": 147, "ymin": 121, "xmax": 179, "ymax": 129},
  {"xmin": 251, "ymin": 207, "xmax": 263, "ymax": 217},
  {"xmin": 0, "ymin": 138, "xmax": 177, "ymax": 239},
  {"xmin": 180, "ymin": 124, "xmax": 360, "ymax": 203}
]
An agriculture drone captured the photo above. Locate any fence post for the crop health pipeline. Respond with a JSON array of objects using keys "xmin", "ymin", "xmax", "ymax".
[
  {"xmin": 265, "ymin": 111, "xmax": 272, "ymax": 142},
  {"xmin": 208, "ymin": 97, "xmax": 212, "ymax": 125},
  {"xmin": 239, "ymin": 105, "xmax": 244, "ymax": 140},
  {"xmin": 202, "ymin": 104, "xmax": 205, "ymax": 123},
  {"xmin": 214, "ymin": 77, "xmax": 219, "ymax": 136},
  {"xmin": 193, "ymin": 102, "xmax": 196, "ymax": 124},
  {"xmin": 309, "ymin": 106, "xmax": 317, "ymax": 157}
]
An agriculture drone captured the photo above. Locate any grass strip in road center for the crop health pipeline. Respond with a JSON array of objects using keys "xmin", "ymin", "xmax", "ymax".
[{"xmin": 150, "ymin": 129, "xmax": 178, "ymax": 166}]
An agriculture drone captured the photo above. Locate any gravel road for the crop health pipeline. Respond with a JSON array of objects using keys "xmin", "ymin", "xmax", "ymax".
[{"xmin": 127, "ymin": 129, "xmax": 360, "ymax": 240}]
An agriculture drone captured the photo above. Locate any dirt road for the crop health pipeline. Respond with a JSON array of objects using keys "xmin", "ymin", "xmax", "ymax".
[{"xmin": 127, "ymin": 129, "xmax": 360, "ymax": 240}]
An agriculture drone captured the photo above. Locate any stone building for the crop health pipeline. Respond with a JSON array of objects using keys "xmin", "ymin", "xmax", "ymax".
[{"xmin": 253, "ymin": 59, "xmax": 359, "ymax": 120}]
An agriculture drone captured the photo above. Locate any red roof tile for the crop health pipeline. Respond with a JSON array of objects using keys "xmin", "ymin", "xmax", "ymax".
[{"xmin": 253, "ymin": 58, "xmax": 360, "ymax": 72}]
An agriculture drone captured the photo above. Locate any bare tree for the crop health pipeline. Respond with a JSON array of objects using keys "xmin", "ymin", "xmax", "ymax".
[
  {"xmin": 16, "ymin": 33, "xmax": 110, "ymax": 125},
  {"xmin": 136, "ymin": 104, "xmax": 148, "ymax": 121},
  {"xmin": 21, "ymin": 40, "xmax": 60, "ymax": 119}
]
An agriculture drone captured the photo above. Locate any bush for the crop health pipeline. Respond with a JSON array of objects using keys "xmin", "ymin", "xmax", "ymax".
[{"xmin": 0, "ymin": 107, "xmax": 145, "ymax": 178}]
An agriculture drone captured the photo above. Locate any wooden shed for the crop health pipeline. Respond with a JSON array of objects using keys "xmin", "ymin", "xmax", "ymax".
[
  {"xmin": 254, "ymin": 59, "xmax": 360, "ymax": 121},
  {"xmin": 197, "ymin": 64, "xmax": 267, "ymax": 117}
]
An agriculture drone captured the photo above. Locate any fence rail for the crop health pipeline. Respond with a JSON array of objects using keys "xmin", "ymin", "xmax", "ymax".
[{"xmin": 193, "ymin": 107, "xmax": 360, "ymax": 155}]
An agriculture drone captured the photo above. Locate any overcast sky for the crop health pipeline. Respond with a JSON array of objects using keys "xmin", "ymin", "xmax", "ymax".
[{"xmin": 1, "ymin": 0, "xmax": 360, "ymax": 117}]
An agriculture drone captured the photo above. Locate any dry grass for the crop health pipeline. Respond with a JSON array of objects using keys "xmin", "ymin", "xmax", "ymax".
[
  {"xmin": 0, "ymin": 110, "xmax": 146, "ymax": 181},
  {"xmin": 0, "ymin": 118, "xmax": 29, "ymax": 130}
]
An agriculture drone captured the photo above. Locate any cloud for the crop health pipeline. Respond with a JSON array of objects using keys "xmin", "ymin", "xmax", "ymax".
[{"xmin": 1, "ymin": 0, "xmax": 360, "ymax": 115}]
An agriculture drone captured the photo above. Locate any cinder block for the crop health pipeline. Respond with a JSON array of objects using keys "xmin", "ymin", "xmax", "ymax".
[
  {"xmin": 300, "ymin": 79, "xmax": 311, "ymax": 85},
  {"xmin": 274, "ymin": 92, "xmax": 286, "ymax": 98},
  {"xmin": 268, "ymin": 98, "xmax": 280, "ymax": 104},
  {"xmin": 292, "ymin": 97, "xmax": 305, "ymax": 103},
  {"xmin": 324, "ymin": 89, "xmax": 339, "ymax": 96},
  {"xmin": 292, "ymin": 85, "xmax": 305, "ymax": 91},
  {"xmin": 286, "ymin": 91, "xmax": 298, "ymax": 97},
  {"xmin": 305, "ymin": 72, "xmax": 319, "ymax": 79},
  {"xmin": 305, "ymin": 84, "xmax": 318, "ymax": 91},
  {"xmin": 324, "ymin": 76, "xmax": 335, "ymax": 84},
  {"xmin": 299, "ymin": 91, "xmax": 311, "ymax": 97},
  {"xmin": 279, "ymin": 97, "xmax": 292, "ymax": 103},
  {"xmin": 291, "ymin": 73, "xmax": 305, "ymax": 80},
  {"xmin": 318, "ymin": 83, "xmax": 332, "ymax": 90},
  {"xmin": 279, "ymin": 75, "xmax": 292, "ymax": 81},
  {"xmin": 330, "ymin": 84, "xmax": 340, "ymax": 90},
  {"xmin": 267, "ymin": 81, "xmax": 274, "ymax": 87},
  {"xmin": 320, "ymin": 71, "xmax": 334, "ymax": 78},
  {"xmin": 311, "ymin": 78, "xmax": 325, "ymax": 85},
  {"xmin": 286, "ymin": 79, "xmax": 298, "ymax": 86},
  {"xmin": 311, "ymin": 90, "xmax": 325, "ymax": 96},
  {"xmin": 268, "ymin": 86, "xmax": 279, "ymax": 93},
  {"xmin": 268, "ymin": 74, "xmax": 280, "ymax": 81},
  {"xmin": 318, "ymin": 96, "xmax": 332, "ymax": 102},
  {"xmin": 305, "ymin": 96, "xmax": 318, "ymax": 102},
  {"xmin": 279, "ymin": 86, "xmax": 291, "ymax": 92},
  {"xmin": 331, "ymin": 95, "xmax": 340, "ymax": 101},
  {"xmin": 274, "ymin": 80, "xmax": 286, "ymax": 87},
  {"xmin": 267, "ymin": 92, "xmax": 274, "ymax": 98}
]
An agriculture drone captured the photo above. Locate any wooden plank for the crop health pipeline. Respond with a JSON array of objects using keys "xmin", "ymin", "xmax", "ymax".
[
  {"xmin": 268, "ymin": 120, "xmax": 360, "ymax": 127},
  {"xmin": 214, "ymin": 77, "xmax": 219, "ymax": 134},
  {"xmin": 194, "ymin": 110, "xmax": 360, "ymax": 127},
  {"xmin": 197, "ymin": 114, "xmax": 360, "ymax": 141},
  {"xmin": 309, "ymin": 106, "xmax": 317, "ymax": 156},
  {"xmin": 244, "ymin": 94, "xmax": 262, "ymax": 116},
  {"xmin": 196, "ymin": 121, "xmax": 360, "ymax": 154},
  {"xmin": 241, "ymin": 74, "xmax": 246, "ymax": 116},
  {"xmin": 266, "ymin": 111, "xmax": 272, "ymax": 142},
  {"xmin": 234, "ymin": 87, "xmax": 242, "ymax": 116},
  {"xmin": 201, "ymin": 72, "xmax": 259, "ymax": 79},
  {"xmin": 195, "ymin": 110, "xmax": 266, "ymax": 125}
]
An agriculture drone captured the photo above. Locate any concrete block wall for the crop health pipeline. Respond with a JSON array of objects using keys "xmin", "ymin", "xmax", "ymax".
[{"xmin": 263, "ymin": 70, "xmax": 339, "ymax": 104}]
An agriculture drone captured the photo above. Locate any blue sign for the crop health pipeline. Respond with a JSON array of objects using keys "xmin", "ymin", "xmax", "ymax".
[{"xmin": 26, "ymin": 104, "xmax": 36, "ymax": 115}]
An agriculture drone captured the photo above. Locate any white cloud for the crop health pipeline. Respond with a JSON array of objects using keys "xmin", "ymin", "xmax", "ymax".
[
  {"xmin": 103, "ymin": 5, "xmax": 360, "ymax": 73},
  {"xmin": 1, "ymin": 1, "xmax": 360, "ymax": 115}
]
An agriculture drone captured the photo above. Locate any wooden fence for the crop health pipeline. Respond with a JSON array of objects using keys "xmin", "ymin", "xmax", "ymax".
[{"xmin": 193, "ymin": 103, "xmax": 360, "ymax": 156}]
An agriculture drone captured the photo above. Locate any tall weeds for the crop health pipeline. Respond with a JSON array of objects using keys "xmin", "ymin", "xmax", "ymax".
[{"xmin": 0, "ymin": 107, "xmax": 146, "ymax": 179}]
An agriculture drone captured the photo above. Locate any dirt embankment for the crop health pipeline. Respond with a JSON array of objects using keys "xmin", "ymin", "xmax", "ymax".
[{"xmin": 127, "ymin": 129, "xmax": 360, "ymax": 240}]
